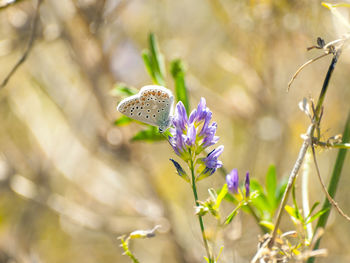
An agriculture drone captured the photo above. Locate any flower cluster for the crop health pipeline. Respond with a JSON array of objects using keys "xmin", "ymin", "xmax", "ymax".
[
  {"xmin": 226, "ymin": 169, "xmax": 250, "ymax": 198},
  {"xmin": 169, "ymin": 98, "xmax": 223, "ymax": 181}
]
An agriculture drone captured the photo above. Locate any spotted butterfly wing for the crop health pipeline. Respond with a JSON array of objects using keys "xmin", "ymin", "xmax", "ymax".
[{"xmin": 117, "ymin": 85, "xmax": 174, "ymax": 132}]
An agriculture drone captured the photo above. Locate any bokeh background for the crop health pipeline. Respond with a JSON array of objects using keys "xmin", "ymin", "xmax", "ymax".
[{"xmin": 0, "ymin": 0, "xmax": 349, "ymax": 262}]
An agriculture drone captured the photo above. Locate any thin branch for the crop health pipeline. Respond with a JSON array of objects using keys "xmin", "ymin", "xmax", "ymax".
[
  {"xmin": 311, "ymin": 144, "xmax": 350, "ymax": 221},
  {"xmin": 269, "ymin": 50, "xmax": 341, "ymax": 249},
  {"xmin": 307, "ymin": 110, "xmax": 350, "ymax": 263},
  {"xmin": 287, "ymin": 53, "xmax": 330, "ymax": 91},
  {"xmin": 0, "ymin": 0, "xmax": 43, "ymax": 89},
  {"xmin": 268, "ymin": 123, "xmax": 315, "ymax": 248},
  {"xmin": 314, "ymin": 140, "xmax": 350, "ymax": 149}
]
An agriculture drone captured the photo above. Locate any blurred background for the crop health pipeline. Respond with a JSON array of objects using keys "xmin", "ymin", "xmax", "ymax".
[{"xmin": 0, "ymin": 0, "xmax": 349, "ymax": 262}]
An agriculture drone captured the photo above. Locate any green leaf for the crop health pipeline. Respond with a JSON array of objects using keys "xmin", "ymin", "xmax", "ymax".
[
  {"xmin": 259, "ymin": 220, "xmax": 275, "ymax": 231},
  {"xmin": 170, "ymin": 59, "xmax": 190, "ymax": 114},
  {"xmin": 131, "ymin": 126, "xmax": 166, "ymax": 142},
  {"xmin": 276, "ymin": 179, "xmax": 287, "ymax": 204},
  {"xmin": 285, "ymin": 205, "xmax": 299, "ymax": 221},
  {"xmin": 292, "ymin": 184, "xmax": 302, "ymax": 221},
  {"xmin": 142, "ymin": 33, "xmax": 165, "ymax": 86},
  {"xmin": 214, "ymin": 184, "xmax": 228, "ymax": 210},
  {"xmin": 307, "ymin": 202, "xmax": 320, "ymax": 219},
  {"xmin": 111, "ymin": 83, "xmax": 137, "ymax": 97},
  {"xmin": 306, "ymin": 208, "xmax": 329, "ymax": 224},
  {"xmin": 250, "ymin": 179, "xmax": 271, "ymax": 215},
  {"xmin": 149, "ymin": 33, "xmax": 166, "ymax": 85},
  {"xmin": 114, "ymin": 116, "xmax": 134, "ymax": 126},
  {"xmin": 266, "ymin": 165, "xmax": 277, "ymax": 208},
  {"xmin": 224, "ymin": 209, "xmax": 239, "ymax": 225},
  {"xmin": 224, "ymin": 204, "xmax": 241, "ymax": 225},
  {"xmin": 223, "ymin": 192, "xmax": 235, "ymax": 203},
  {"xmin": 216, "ymin": 246, "xmax": 224, "ymax": 262},
  {"xmin": 142, "ymin": 50, "xmax": 158, "ymax": 84}
]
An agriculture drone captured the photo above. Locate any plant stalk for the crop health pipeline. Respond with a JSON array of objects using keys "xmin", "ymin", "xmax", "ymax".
[
  {"xmin": 189, "ymin": 157, "xmax": 212, "ymax": 262},
  {"xmin": 269, "ymin": 51, "xmax": 341, "ymax": 248},
  {"xmin": 307, "ymin": 110, "xmax": 350, "ymax": 263},
  {"xmin": 302, "ymin": 150, "xmax": 313, "ymax": 241}
]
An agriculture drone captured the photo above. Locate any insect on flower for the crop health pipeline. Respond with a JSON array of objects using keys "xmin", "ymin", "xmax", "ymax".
[{"xmin": 117, "ymin": 85, "xmax": 174, "ymax": 133}]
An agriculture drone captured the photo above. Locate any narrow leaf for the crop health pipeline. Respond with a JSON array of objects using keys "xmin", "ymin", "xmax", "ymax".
[
  {"xmin": 216, "ymin": 246, "xmax": 224, "ymax": 262},
  {"xmin": 131, "ymin": 126, "xmax": 166, "ymax": 142},
  {"xmin": 149, "ymin": 33, "xmax": 166, "ymax": 85},
  {"xmin": 259, "ymin": 220, "xmax": 275, "ymax": 231},
  {"xmin": 170, "ymin": 59, "xmax": 190, "ymax": 113},
  {"xmin": 224, "ymin": 204, "xmax": 241, "ymax": 225},
  {"xmin": 114, "ymin": 116, "xmax": 134, "ymax": 126},
  {"xmin": 223, "ymin": 192, "xmax": 235, "ymax": 203},
  {"xmin": 142, "ymin": 50, "xmax": 158, "ymax": 84},
  {"xmin": 266, "ymin": 165, "xmax": 277, "ymax": 208},
  {"xmin": 111, "ymin": 83, "xmax": 137, "ymax": 97},
  {"xmin": 276, "ymin": 179, "xmax": 288, "ymax": 204},
  {"xmin": 292, "ymin": 184, "xmax": 302, "ymax": 221},
  {"xmin": 307, "ymin": 202, "xmax": 320, "ymax": 219},
  {"xmin": 214, "ymin": 184, "xmax": 228, "ymax": 210},
  {"xmin": 306, "ymin": 208, "xmax": 329, "ymax": 224},
  {"xmin": 285, "ymin": 205, "xmax": 298, "ymax": 220}
]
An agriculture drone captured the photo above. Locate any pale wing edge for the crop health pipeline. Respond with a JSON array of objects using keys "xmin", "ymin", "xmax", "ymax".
[{"xmin": 116, "ymin": 93, "xmax": 140, "ymax": 112}]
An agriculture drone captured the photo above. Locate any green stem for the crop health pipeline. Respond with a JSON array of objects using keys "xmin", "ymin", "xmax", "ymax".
[
  {"xmin": 189, "ymin": 156, "xmax": 212, "ymax": 262},
  {"xmin": 120, "ymin": 237, "xmax": 140, "ymax": 263},
  {"xmin": 307, "ymin": 110, "xmax": 350, "ymax": 263},
  {"xmin": 314, "ymin": 50, "xmax": 341, "ymax": 119}
]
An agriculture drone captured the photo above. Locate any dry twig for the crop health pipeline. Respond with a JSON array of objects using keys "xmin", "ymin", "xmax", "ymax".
[
  {"xmin": 0, "ymin": 0, "xmax": 43, "ymax": 89},
  {"xmin": 310, "ymin": 143, "xmax": 350, "ymax": 221},
  {"xmin": 287, "ymin": 53, "xmax": 330, "ymax": 91},
  {"xmin": 269, "ymin": 48, "xmax": 341, "ymax": 249}
]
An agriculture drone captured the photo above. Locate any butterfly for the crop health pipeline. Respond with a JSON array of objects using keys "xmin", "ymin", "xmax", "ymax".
[{"xmin": 117, "ymin": 85, "xmax": 174, "ymax": 133}]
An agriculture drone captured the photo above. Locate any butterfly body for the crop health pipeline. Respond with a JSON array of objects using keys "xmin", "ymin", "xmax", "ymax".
[{"xmin": 117, "ymin": 85, "xmax": 174, "ymax": 132}]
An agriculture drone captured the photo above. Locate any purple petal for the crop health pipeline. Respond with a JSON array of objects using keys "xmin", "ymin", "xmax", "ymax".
[
  {"xmin": 189, "ymin": 109, "xmax": 197, "ymax": 123},
  {"xmin": 203, "ymin": 145, "xmax": 224, "ymax": 169},
  {"xmin": 245, "ymin": 172, "xmax": 250, "ymax": 197},
  {"xmin": 186, "ymin": 123, "xmax": 196, "ymax": 146},
  {"xmin": 173, "ymin": 101, "xmax": 188, "ymax": 131},
  {"xmin": 199, "ymin": 112, "xmax": 213, "ymax": 136},
  {"xmin": 226, "ymin": 169, "xmax": 239, "ymax": 193},
  {"xmin": 211, "ymin": 145, "xmax": 224, "ymax": 158}
]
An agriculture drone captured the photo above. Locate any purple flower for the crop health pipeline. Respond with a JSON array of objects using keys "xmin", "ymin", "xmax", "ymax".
[
  {"xmin": 202, "ymin": 146, "xmax": 224, "ymax": 173},
  {"xmin": 169, "ymin": 98, "xmax": 223, "ymax": 180},
  {"xmin": 226, "ymin": 169, "xmax": 239, "ymax": 193},
  {"xmin": 245, "ymin": 172, "xmax": 250, "ymax": 197}
]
